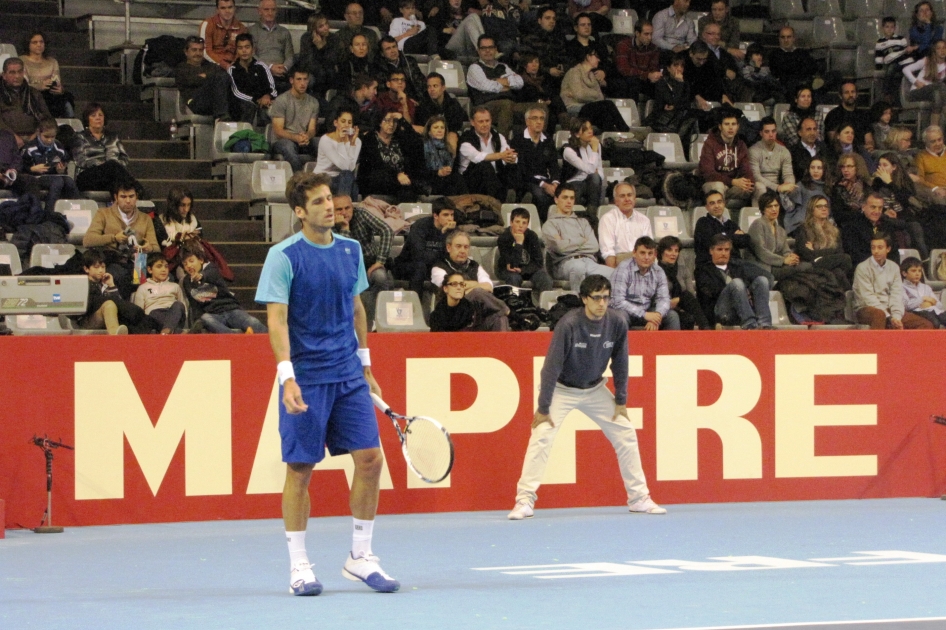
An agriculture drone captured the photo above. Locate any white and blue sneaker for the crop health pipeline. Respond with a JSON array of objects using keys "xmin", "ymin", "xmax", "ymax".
[
  {"xmin": 342, "ymin": 553, "xmax": 400, "ymax": 593},
  {"xmin": 289, "ymin": 562, "xmax": 323, "ymax": 596}
]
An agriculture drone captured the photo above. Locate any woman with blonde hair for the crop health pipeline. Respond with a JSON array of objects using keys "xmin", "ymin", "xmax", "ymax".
[
  {"xmin": 792, "ymin": 194, "xmax": 852, "ymax": 286},
  {"xmin": 903, "ymin": 38, "xmax": 946, "ymax": 127}
]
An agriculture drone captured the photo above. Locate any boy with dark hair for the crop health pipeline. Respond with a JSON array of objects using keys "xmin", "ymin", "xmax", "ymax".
[
  {"xmin": 875, "ymin": 16, "xmax": 916, "ymax": 103},
  {"xmin": 133, "ymin": 252, "xmax": 187, "ymax": 334},
  {"xmin": 901, "ymin": 256, "xmax": 946, "ymax": 327},
  {"xmin": 610, "ymin": 236, "xmax": 680, "ymax": 330},
  {"xmin": 392, "ymin": 198, "xmax": 456, "ymax": 295},
  {"xmin": 75, "ymin": 249, "xmax": 159, "ymax": 335},
  {"xmin": 182, "ymin": 245, "xmax": 267, "ymax": 333},
  {"xmin": 698, "ymin": 107, "xmax": 754, "ymax": 208},
  {"xmin": 20, "ymin": 118, "xmax": 80, "ymax": 213},
  {"xmin": 497, "ymin": 207, "xmax": 552, "ymax": 303},
  {"xmin": 227, "ymin": 33, "xmax": 278, "ymax": 123}
]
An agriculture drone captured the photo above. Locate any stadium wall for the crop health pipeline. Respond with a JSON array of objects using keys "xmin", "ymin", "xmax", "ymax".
[{"xmin": 2, "ymin": 332, "xmax": 946, "ymax": 529}]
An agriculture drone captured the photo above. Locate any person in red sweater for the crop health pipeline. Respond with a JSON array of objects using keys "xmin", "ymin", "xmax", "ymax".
[
  {"xmin": 698, "ymin": 107, "xmax": 754, "ymax": 209},
  {"xmin": 614, "ymin": 20, "xmax": 661, "ymax": 101}
]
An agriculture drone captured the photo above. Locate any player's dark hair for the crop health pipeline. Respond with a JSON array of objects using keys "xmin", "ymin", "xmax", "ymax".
[
  {"xmin": 704, "ymin": 189, "xmax": 724, "ymax": 205},
  {"xmin": 509, "ymin": 207, "xmax": 531, "ymax": 223},
  {"xmin": 579, "ymin": 274, "xmax": 611, "ymax": 298},
  {"xmin": 287, "ymin": 172, "xmax": 332, "ymax": 211},
  {"xmin": 110, "ymin": 176, "xmax": 143, "ymax": 200},
  {"xmin": 427, "ymin": 72, "xmax": 445, "ymax": 86},
  {"xmin": 235, "ymin": 33, "xmax": 253, "ymax": 47},
  {"xmin": 900, "ymin": 257, "xmax": 924, "ymax": 273},
  {"xmin": 82, "ymin": 248, "xmax": 105, "ymax": 269},
  {"xmin": 657, "ymin": 235, "xmax": 682, "ymax": 257},
  {"xmin": 146, "ymin": 252, "xmax": 166, "ymax": 269},
  {"xmin": 634, "ymin": 236, "xmax": 658, "ymax": 251},
  {"xmin": 555, "ymin": 182, "xmax": 578, "ymax": 199},
  {"xmin": 871, "ymin": 231, "xmax": 893, "ymax": 249},
  {"xmin": 709, "ymin": 233, "xmax": 733, "ymax": 248}
]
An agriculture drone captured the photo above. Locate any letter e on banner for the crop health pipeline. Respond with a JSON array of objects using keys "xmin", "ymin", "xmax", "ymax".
[{"xmin": 775, "ymin": 354, "xmax": 877, "ymax": 477}]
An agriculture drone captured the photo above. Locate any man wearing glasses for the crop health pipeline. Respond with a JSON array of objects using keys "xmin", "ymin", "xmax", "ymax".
[
  {"xmin": 508, "ymin": 273, "xmax": 667, "ymax": 521},
  {"xmin": 199, "ymin": 0, "xmax": 247, "ymax": 70},
  {"xmin": 175, "ymin": 36, "xmax": 232, "ymax": 121},
  {"xmin": 466, "ymin": 35, "xmax": 531, "ymax": 137},
  {"xmin": 375, "ymin": 70, "xmax": 418, "ymax": 123}
]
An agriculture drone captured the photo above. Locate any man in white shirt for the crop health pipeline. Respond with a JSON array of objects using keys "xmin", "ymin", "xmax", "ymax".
[
  {"xmin": 465, "ymin": 35, "xmax": 530, "ymax": 137},
  {"xmin": 458, "ymin": 107, "xmax": 517, "ymax": 202},
  {"xmin": 599, "ymin": 182, "xmax": 654, "ymax": 268}
]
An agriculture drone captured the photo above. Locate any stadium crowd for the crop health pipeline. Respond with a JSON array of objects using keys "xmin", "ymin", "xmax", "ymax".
[{"xmin": 4, "ymin": 0, "xmax": 946, "ymax": 332}]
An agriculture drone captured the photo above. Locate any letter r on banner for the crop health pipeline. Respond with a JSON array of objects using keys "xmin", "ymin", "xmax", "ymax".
[{"xmin": 655, "ymin": 355, "xmax": 763, "ymax": 480}]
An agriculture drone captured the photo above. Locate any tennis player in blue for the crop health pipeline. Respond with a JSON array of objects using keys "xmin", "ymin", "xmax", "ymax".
[{"xmin": 256, "ymin": 172, "xmax": 399, "ymax": 596}]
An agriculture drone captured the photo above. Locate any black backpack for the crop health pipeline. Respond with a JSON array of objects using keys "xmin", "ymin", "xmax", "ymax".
[{"xmin": 547, "ymin": 293, "xmax": 583, "ymax": 330}]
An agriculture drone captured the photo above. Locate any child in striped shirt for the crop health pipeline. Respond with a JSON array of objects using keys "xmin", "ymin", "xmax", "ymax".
[{"xmin": 875, "ymin": 16, "xmax": 917, "ymax": 102}]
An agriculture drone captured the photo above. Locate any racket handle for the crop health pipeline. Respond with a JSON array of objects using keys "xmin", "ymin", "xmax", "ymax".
[{"xmin": 370, "ymin": 393, "xmax": 391, "ymax": 414}]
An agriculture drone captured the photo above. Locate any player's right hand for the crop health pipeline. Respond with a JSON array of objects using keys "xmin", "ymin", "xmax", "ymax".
[
  {"xmin": 531, "ymin": 412, "xmax": 552, "ymax": 429},
  {"xmin": 283, "ymin": 380, "xmax": 309, "ymax": 414}
]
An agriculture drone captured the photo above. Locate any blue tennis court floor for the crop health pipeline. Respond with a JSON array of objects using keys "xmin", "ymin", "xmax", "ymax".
[{"xmin": 3, "ymin": 498, "xmax": 945, "ymax": 630}]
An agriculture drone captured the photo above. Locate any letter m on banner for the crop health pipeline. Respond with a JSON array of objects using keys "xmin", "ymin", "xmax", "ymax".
[{"xmin": 74, "ymin": 361, "xmax": 232, "ymax": 499}]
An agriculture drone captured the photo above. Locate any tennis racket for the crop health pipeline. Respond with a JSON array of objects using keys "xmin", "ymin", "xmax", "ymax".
[{"xmin": 370, "ymin": 393, "xmax": 455, "ymax": 483}]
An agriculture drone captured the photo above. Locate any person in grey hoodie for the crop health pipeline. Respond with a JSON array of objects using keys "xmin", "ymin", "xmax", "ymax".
[{"xmin": 541, "ymin": 182, "xmax": 613, "ymax": 291}]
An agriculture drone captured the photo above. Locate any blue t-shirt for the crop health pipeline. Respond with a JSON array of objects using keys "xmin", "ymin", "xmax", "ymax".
[{"xmin": 256, "ymin": 232, "xmax": 369, "ymax": 385}]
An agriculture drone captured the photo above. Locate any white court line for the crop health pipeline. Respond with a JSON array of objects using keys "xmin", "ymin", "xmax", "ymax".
[{"xmin": 656, "ymin": 617, "xmax": 946, "ymax": 630}]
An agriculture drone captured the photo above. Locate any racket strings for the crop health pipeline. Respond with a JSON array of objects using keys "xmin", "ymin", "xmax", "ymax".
[{"xmin": 404, "ymin": 419, "xmax": 453, "ymax": 482}]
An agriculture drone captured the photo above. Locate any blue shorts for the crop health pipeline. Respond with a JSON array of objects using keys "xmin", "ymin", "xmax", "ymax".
[{"xmin": 279, "ymin": 377, "xmax": 380, "ymax": 464}]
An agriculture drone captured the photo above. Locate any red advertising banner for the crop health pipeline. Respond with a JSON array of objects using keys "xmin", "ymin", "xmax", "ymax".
[{"xmin": 2, "ymin": 332, "xmax": 946, "ymax": 529}]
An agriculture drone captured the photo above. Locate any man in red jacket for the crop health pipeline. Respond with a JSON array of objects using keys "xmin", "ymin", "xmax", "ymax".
[{"xmin": 698, "ymin": 107, "xmax": 754, "ymax": 209}]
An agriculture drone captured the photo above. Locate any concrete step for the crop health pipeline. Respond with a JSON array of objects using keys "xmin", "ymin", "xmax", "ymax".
[
  {"xmin": 124, "ymin": 139, "xmax": 190, "ymax": 160},
  {"xmin": 60, "ymin": 66, "xmax": 121, "ymax": 85},
  {"xmin": 46, "ymin": 49, "xmax": 110, "ymax": 67},
  {"xmin": 0, "ymin": 15, "xmax": 80, "ymax": 33},
  {"xmin": 0, "ymin": 30, "xmax": 88, "ymax": 49},
  {"xmin": 70, "ymin": 82, "xmax": 141, "ymax": 102},
  {"xmin": 139, "ymin": 178, "xmax": 225, "ymax": 198},
  {"xmin": 201, "ymin": 219, "xmax": 265, "ymax": 242},
  {"xmin": 75, "ymin": 100, "xmax": 152, "ymax": 120},
  {"xmin": 6, "ymin": 1, "xmax": 60, "ymax": 16},
  {"xmin": 212, "ymin": 242, "xmax": 272, "ymax": 264},
  {"xmin": 128, "ymin": 159, "xmax": 213, "ymax": 180},
  {"xmin": 152, "ymin": 198, "xmax": 251, "ymax": 221},
  {"xmin": 229, "ymin": 263, "xmax": 263, "ymax": 286},
  {"xmin": 109, "ymin": 120, "xmax": 173, "ymax": 141}
]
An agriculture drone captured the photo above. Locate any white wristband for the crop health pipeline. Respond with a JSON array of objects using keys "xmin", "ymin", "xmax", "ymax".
[
  {"xmin": 277, "ymin": 361, "xmax": 295, "ymax": 385},
  {"xmin": 357, "ymin": 348, "xmax": 371, "ymax": 367}
]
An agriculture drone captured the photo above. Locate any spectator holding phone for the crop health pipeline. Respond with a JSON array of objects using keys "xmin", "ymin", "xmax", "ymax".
[
  {"xmin": 19, "ymin": 31, "xmax": 74, "ymax": 118},
  {"xmin": 20, "ymin": 117, "xmax": 80, "ymax": 213}
]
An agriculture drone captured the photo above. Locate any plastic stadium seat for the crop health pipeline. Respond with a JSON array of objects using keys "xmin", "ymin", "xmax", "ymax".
[
  {"xmin": 399, "ymin": 203, "xmax": 433, "ymax": 220},
  {"xmin": 808, "ymin": 0, "xmax": 843, "ymax": 16},
  {"xmin": 428, "ymin": 59, "xmax": 467, "ymax": 96},
  {"xmin": 739, "ymin": 207, "xmax": 762, "ymax": 233},
  {"xmin": 845, "ymin": 0, "xmax": 884, "ymax": 19},
  {"xmin": 608, "ymin": 99, "xmax": 642, "ymax": 128},
  {"xmin": 54, "ymin": 199, "xmax": 98, "ymax": 245},
  {"xmin": 29, "ymin": 244, "xmax": 76, "ymax": 269},
  {"xmin": 646, "ymin": 206, "xmax": 692, "ymax": 246},
  {"xmin": 855, "ymin": 18, "xmax": 883, "ymax": 45},
  {"xmin": 610, "ymin": 9, "xmax": 637, "ymax": 35},
  {"xmin": 249, "ymin": 161, "xmax": 293, "ymax": 240},
  {"xmin": 645, "ymin": 133, "xmax": 696, "ymax": 171},
  {"xmin": 539, "ymin": 289, "xmax": 573, "ymax": 311},
  {"xmin": 603, "ymin": 167, "xmax": 635, "ymax": 185},
  {"xmin": 883, "ymin": 0, "xmax": 911, "ymax": 15},
  {"xmin": 773, "ymin": 104, "xmax": 790, "ymax": 133},
  {"xmin": 554, "ymin": 129, "xmax": 571, "ymax": 149},
  {"xmin": 0, "ymin": 242, "xmax": 21, "ymax": 275},
  {"xmin": 770, "ymin": 0, "xmax": 806, "ymax": 19},
  {"xmin": 211, "ymin": 122, "xmax": 268, "ymax": 199},
  {"xmin": 690, "ymin": 205, "xmax": 731, "ymax": 233},
  {"xmin": 901, "ymin": 77, "xmax": 931, "ymax": 134},
  {"xmin": 768, "ymin": 291, "xmax": 808, "ymax": 329},
  {"xmin": 734, "ymin": 103, "xmax": 765, "ymax": 123},
  {"xmin": 375, "ymin": 290, "xmax": 430, "ymax": 332},
  {"xmin": 689, "ymin": 133, "xmax": 708, "ymax": 163}
]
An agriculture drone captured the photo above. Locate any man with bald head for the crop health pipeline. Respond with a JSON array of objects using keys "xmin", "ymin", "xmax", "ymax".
[
  {"xmin": 769, "ymin": 26, "xmax": 820, "ymax": 98},
  {"xmin": 248, "ymin": 0, "xmax": 294, "ymax": 92},
  {"xmin": 598, "ymin": 183, "xmax": 654, "ymax": 268},
  {"xmin": 329, "ymin": 3, "xmax": 380, "ymax": 62}
]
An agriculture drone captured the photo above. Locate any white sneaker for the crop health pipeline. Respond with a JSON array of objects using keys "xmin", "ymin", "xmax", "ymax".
[
  {"xmin": 113, "ymin": 325, "xmax": 128, "ymax": 335},
  {"xmin": 629, "ymin": 496, "xmax": 667, "ymax": 515},
  {"xmin": 289, "ymin": 562, "xmax": 322, "ymax": 596},
  {"xmin": 342, "ymin": 553, "xmax": 400, "ymax": 593},
  {"xmin": 507, "ymin": 501, "xmax": 534, "ymax": 520}
]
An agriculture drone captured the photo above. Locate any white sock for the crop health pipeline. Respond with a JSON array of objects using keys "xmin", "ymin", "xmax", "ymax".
[
  {"xmin": 286, "ymin": 530, "xmax": 309, "ymax": 569},
  {"xmin": 351, "ymin": 518, "xmax": 374, "ymax": 559}
]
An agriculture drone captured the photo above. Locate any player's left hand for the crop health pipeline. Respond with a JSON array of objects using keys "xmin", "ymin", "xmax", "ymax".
[
  {"xmin": 364, "ymin": 366, "xmax": 382, "ymax": 399},
  {"xmin": 613, "ymin": 404, "xmax": 628, "ymax": 421},
  {"xmin": 283, "ymin": 379, "xmax": 308, "ymax": 414}
]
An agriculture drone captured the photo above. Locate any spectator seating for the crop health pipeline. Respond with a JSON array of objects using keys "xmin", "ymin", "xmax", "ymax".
[
  {"xmin": 739, "ymin": 207, "xmax": 762, "ymax": 232},
  {"xmin": 691, "ymin": 205, "xmax": 731, "ymax": 232},
  {"xmin": 811, "ymin": 17, "xmax": 856, "ymax": 75},
  {"xmin": 773, "ymin": 104, "xmax": 790, "ymax": 134},
  {"xmin": 900, "ymin": 77, "xmax": 932, "ymax": 134},
  {"xmin": 845, "ymin": 0, "xmax": 884, "ymax": 19},
  {"xmin": 645, "ymin": 133, "xmax": 696, "ymax": 171},
  {"xmin": 249, "ymin": 161, "xmax": 293, "ymax": 241},
  {"xmin": 855, "ymin": 17, "xmax": 883, "ymax": 46},
  {"xmin": 808, "ymin": 0, "xmax": 843, "ymax": 16},
  {"xmin": 375, "ymin": 290, "xmax": 430, "ymax": 332},
  {"xmin": 690, "ymin": 133, "xmax": 708, "ymax": 163},
  {"xmin": 0, "ymin": 242, "xmax": 22, "ymax": 275},
  {"xmin": 29, "ymin": 244, "xmax": 76, "ymax": 269},
  {"xmin": 428, "ymin": 59, "xmax": 467, "ymax": 96},
  {"xmin": 554, "ymin": 130, "xmax": 570, "ymax": 149},
  {"xmin": 647, "ymin": 206, "xmax": 693, "ymax": 246},
  {"xmin": 155, "ymin": 87, "xmax": 214, "ymax": 159},
  {"xmin": 610, "ymin": 9, "xmax": 637, "ymax": 35},
  {"xmin": 771, "ymin": 0, "xmax": 806, "ymax": 20},
  {"xmin": 597, "ymin": 203, "xmax": 617, "ymax": 219},
  {"xmin": 54, "ymin": 199, "xmax": 99, "ymax": 245},
  {"xmin": 211, "ymin": 122, "xmax": 268, "ymax": 200},
  {"xmin": 399, "ymin": 202, "xmax": 433, "ymax": 220},
  {"xmin": 883, "ymin": 0, "xmax": 912, "ymax": 15},
  {"xmin": 608, "ymin": 99, "xmax": 644, "ymax": 130},
  {"xmin": 734, "ymin": 103, "xmax": 765, "ymax": 123},
  {"xmin": 769, "ymin": 291, "xmax": 808, "ymax": 329},
  {"xmin": 539, "ymin": 289, "xmax": 573, "ymax": 311}
]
